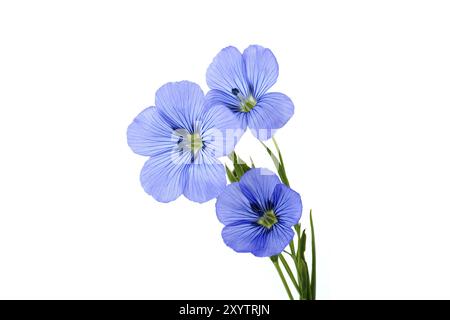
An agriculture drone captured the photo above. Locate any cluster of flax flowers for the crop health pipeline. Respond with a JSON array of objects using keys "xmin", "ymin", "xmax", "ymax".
[{"xmin": 127, "ymin": 45, "xmax": 316, "ymax": 300}]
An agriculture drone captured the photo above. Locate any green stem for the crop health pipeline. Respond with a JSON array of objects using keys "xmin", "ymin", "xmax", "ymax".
[
  {"xmin": 279, "ymin": 254, "xmax": 300, "ymax": 293},
  {"xmin": 272, "ymin": 258, "xmax": 294, "ymax": 300}
]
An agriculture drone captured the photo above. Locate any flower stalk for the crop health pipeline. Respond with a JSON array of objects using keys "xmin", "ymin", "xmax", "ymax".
[{"xmin": 271, "ymin": 256, "xmax": 294, "ymax": 300}]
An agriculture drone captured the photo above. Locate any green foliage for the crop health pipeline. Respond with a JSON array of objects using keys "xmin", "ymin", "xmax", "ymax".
[{"xmin": 226, "ymin": 151, "xmax": 252, "ymax": 182}]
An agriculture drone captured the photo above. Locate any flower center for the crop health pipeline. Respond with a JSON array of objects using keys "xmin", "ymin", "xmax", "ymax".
[
  {"xmin": 231, "ymin": 88, "xmax": 257, "ymax": 113},
  {"xmin": 257, "ymin": 209, "xmax": 278, "ymax": 229},
  {"xmin": 186, "ymin": 132, "xmax": 203, "ymax": 153},
  {"xmin": 178, "ymin": 130, "xmax": 203, "ymax": 155}
]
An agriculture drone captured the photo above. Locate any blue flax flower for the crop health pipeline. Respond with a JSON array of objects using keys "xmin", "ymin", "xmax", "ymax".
[
  {"xmin": 206, "ymin": 45, "xmax": 294, "ymax": 140},
  {"xmin": 127, "ymin": 81, "xmax": 241, "ymax": 203},
  {"xmin": 216, "ymin": 168, "xmax": 302, "ymax": 257}
]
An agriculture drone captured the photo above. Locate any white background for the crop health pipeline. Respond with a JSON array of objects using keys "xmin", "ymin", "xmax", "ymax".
[{"xmin": 1, "ymin": 0, "xmax": 449, "ymax": 299}]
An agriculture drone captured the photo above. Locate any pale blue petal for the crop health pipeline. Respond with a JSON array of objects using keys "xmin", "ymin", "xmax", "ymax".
[
  {"xmin": 234, "ymin": 112, "xmax": 249, "ymax": 132},
  {"xmin": 155, "ymin": 81, "xmax": 205, "ymax": 132},
  {"xmin": 243, "ymin": 45, "xmax": 279, "ymax": 99},
  {"xmin": 200, "ymin": 105, "xmax": 244, "ymax": 157},
  {"xmin": 183, "ymin": 152, "xmax": 226, "ymax": 203},
  {"xmin": 204, "ymin": 89, "xmax": 248, "ymax": 133},
  {"xmin": 216, "ymin": 183, "xmax": 259, "ymax": 225},
  {"xmin": 221, "ymin": 223, "xmax": 265, "ymax": 254},
  {"xmin": 247, "ymin": 92, "xmax": 294, "ymax": 140},
  {"xmin": 127, "ymin": 107, "xmax": 177, "ymax": 156},
  {"xmin": 222, "ymin": 223, "xmax": 294, "ymax": 257},
  {"xmin": 206, "ymin": 46, "xmax": 249, "ymax": 98},
  {"xmin": 251, "ymin": 224, "xmax": 295, "ymax": 257},
  {"xmin": 205, "ymin": 89, "xmax": 240, "ymax": 111},
  {"xmin": 271, "ymin": 184, "xmax": 302, "ymax": 226},
  {"xmin": 140, "ymin": 151, "xmax": 189, "ymax": 203},
  {"xmin": 239, "ymin": 168, "xmax": 281, "ymax": 211}
]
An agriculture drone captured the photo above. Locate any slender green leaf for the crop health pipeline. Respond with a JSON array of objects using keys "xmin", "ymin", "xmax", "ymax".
[
  {"xmin": 296, "ymin": 227, "xmax": 311, "ymax": 300},
  {"xmin": 240, "ymin": 162, "xmax": 251, "ymax": 173},
  {"xmin": 294, "ymin": 223, "xmax": 301, "ymax": 235},
  {"xmin": 294, "ymin": 224, "xmax": 303, "ymax": 299},
  {"xmin": 310, "ymin": 209, "xmax": 316, "ymax": 300},
  {"xmin": 230, "ymin": 152, "xmax": 244, "ymax": 177},
  {"xmin": 260, "ymin": 141, "xmax": 280, "ymax": 168},
  {"xmin": 272, "ymin": 137, "xmax": 290, "ymax": 186},
  {"xmin": 289, "ymin": 240, "xmax": 296, "ymax": 257},
  {"xmin": 228, "ymin": 151, "xmax": 251, "ymax": 179},
  {"xmin": 301, "ymin": 258, "xmax": 311, "ymax": 300},
  {"xmin": 225, "ymin": 165, "xmax": 238, "ymax": 183},
  {"xmin": 250, "ymin": 156, "xmax": 256, "ymax": 168},
  {"xmin": 260, "ymin": 141, "xmax": 290, "ymax": 186},
  {"xmin": 300, "ymin": 230, "xmax": 307, "ymax": 260}
]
